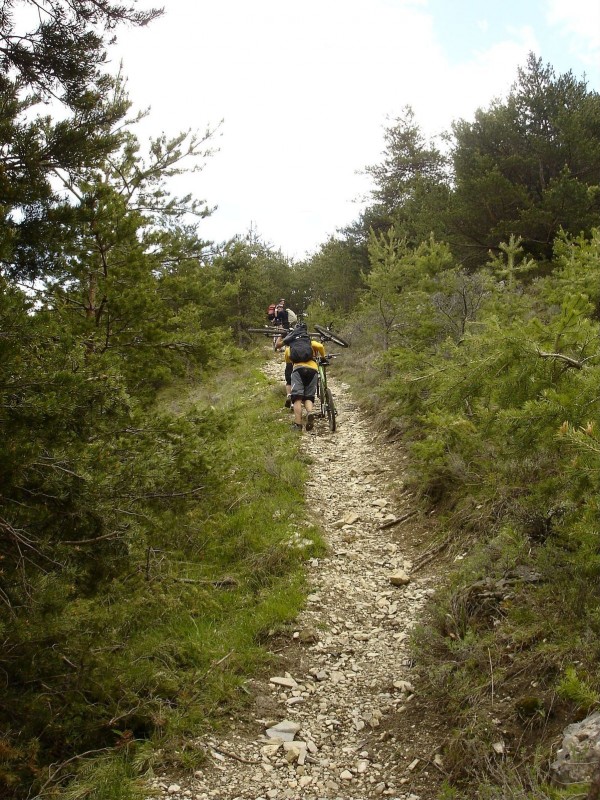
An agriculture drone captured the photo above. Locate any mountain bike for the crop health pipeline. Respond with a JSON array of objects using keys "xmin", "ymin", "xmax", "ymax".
[
  {"xmin": 315, "ymin": 353, "xmax": 340, "ymax": 431},
  {"xmin": 247, "ymin": 325, "xmax": 290, "ymax": 348},
  {"xmin": 313, "ymin": 323, "xmax": 349, "ymax": 349},
  {"xmin": 248, "ymin": 323, "xmax": 349, "ymax": 431},
  {"xmin": 247, "ymin": 323, "xmax": 349, "ymax": 349},
  {"xmin": 247, "ymin": 323, "xmax": 293, "ymax": 349},
  {"xmin": 310, "ymin": 327, "xmax": 348, "ymax": 431}
]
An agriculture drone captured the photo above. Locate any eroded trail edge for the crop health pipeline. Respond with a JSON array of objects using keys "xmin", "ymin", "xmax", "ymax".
[{"xmin": 150, "ymin": 358, "xmax": 442, "ymax": 800}]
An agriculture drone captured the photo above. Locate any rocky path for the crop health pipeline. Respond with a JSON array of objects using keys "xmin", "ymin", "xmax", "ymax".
[{"xmin": 148, "ymin": 356, "xmax": 444, "ymax": 800}]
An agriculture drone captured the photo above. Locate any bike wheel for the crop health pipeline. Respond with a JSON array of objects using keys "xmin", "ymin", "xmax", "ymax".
[
  {"xmin": 247, "ymin": 327, "xmax": 290, "ymax": 336},
  {"xmin": 314, "ymin": 325, "xmax": 349, "ymax": 348},
  {"xmin": 325, "ymin": 387, "xmax": 336, "ymax": 432},
  {"xmin": 247, "ymin": 327, "xmax": 276, "ymax": 335}
]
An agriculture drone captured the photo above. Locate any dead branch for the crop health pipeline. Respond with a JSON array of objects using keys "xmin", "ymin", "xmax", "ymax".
[
  {"xmin": 379, "ymin": 510, "xmax": 417, "ymax": 530},
  {"xmin": 212, "ymin": 745, "xmax": 261, "ymax": 765},
  {"xmin": 64, "ymin": 532, "xmax": 124, "ymax": 546},
  {"xmin": 0, "ymin": 516, "xmax": 41, "ymax": 555},
  {"xmin": 413, "ymin": 537, "xmax": 452, "ymax": 572},
  {"xmin": 536, "ymin": 350, "xmax": 584, "ymax": 369},
  {"xmin": 36, "ymin": 747, "xmax": 113, "ymax": 795},
  {"xmin": 122, "ymin": 486, "xmax": 205, "ymax": 501},
  {"xmin": 173, "ymin": 577, "xmax": 238, "ymax": 588}
]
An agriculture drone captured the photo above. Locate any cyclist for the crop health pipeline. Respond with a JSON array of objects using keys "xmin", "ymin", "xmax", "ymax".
[
  {"xmin": 275, "ymin": 323, "xmax": 325, "ymax": 432},
  {"xmin": 273, "ymin": 299, "xmax": 297, "ymax": 330}
]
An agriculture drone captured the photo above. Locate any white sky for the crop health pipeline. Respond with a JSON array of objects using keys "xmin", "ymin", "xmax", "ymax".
[{"xmin": 110, "ymin": 0, "xmax": 600, "ymax": 260}]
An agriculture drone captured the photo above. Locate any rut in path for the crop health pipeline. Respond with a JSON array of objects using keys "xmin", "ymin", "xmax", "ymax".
[{"xmin": 148, "ymin": 356, "xmax": 443, "ymax": 800}]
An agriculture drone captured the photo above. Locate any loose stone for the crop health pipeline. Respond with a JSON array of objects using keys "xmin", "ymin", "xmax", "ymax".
[
  {"xmin": 147, "ymin": 357, "xmax": 439, "ymax": 800},
  {"xmin": 389, "ymin": 570, "xmax": 411, "ymax": 586}
]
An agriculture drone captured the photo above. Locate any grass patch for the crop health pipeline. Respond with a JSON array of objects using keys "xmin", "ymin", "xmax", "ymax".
[{"xmin": 19, "ymin": 361, "xmax": 322, "ymax": 798}]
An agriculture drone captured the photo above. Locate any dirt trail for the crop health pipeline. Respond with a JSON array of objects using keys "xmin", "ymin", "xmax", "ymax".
[{"xmin": 148, "ymin": 355, "xmax": 445, "ymax": 800}]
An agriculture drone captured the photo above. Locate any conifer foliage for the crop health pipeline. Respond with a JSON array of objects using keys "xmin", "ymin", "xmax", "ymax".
[
  {"xmin": 449, "ymin": 54, "xmax": 600, "ymax": 267},
  {"xmin": 301, "ymin": 55, "xmax": 600, "ymax": 797},
  {"xmin": 0, "ymin": 3, "xmax": 302, "ymax": 797}
]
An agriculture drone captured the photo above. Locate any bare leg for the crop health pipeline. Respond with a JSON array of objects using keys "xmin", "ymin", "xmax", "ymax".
[
  {"xmin": 305, "ymin": 399, "xmax": 315, "ymax": 431},
  {"xmin": 293, "ymin": 399, "xmax": 303, "ymax": 426}
]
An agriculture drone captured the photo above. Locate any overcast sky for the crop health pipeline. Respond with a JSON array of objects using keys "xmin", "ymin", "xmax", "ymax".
[{"xmin": 110, "ymin": 0, "xmax": 600, "ymax": 261}]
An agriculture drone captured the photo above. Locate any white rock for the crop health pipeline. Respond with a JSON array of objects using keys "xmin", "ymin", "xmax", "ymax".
[
  {"xmin": 286, "ymin": 696, "xmax": 304, "ymax": 705},
  {"xmin": 270, "ymin": 676, "xmax": 298, "ymax": 688},
  {"xmin": 266, "ymin": 720, "xmax": 301, "ymax": 741}
]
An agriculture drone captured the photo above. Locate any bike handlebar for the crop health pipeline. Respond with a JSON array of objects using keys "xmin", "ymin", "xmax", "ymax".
[
  {"xmin": 247, "ymin": 327, "xmax": 348, "ymax": 347},
  {"xmin": 317, "ymin": 354, "xmax": 340, "ymax": 365}
]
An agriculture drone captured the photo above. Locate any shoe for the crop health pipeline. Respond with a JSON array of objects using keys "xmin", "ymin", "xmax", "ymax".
[
  {"xmin": 285, "ymin": 394, "xmax": 292, "ymax": 408},
  {"xmin": 305, "ymin": 412, "xmax": 315, "ymax": 432},
  {"xmin": 291, "ymin": 422, "xmax": 303, "ymax": 432}
]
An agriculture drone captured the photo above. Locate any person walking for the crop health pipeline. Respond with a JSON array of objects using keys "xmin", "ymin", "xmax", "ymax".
[
  {"xmin": 275, "ymin": 323, "xmax": 325, "ymax": 432},
  {"xmin": 274, "ymin": 299, "xmax": 297, "ymax": 330},
  {"xmin": 274, "ymin": 301, "xmax": 298, "ymax": 404}
]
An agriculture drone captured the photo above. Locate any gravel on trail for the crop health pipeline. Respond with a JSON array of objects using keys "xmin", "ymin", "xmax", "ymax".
[{"xmin": 147, "ymin": 354, "xmax": 446, "ymax": 800}]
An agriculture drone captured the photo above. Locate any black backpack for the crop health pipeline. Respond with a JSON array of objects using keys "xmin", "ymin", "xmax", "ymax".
[{"xmin": 289, "ymin": 333, "xmax": 313, "ymax": 363}]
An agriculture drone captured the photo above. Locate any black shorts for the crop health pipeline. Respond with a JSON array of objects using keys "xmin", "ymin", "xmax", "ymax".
[{"xmin": 290, "ymin": 367, "xmax": 318, "ymax": 402}]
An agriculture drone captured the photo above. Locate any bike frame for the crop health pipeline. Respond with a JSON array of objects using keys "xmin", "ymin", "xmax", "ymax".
[
  {"xmin": 316, "ymin": 356, "xmax": 337, "ymax": 431},
  {"xmin": 317, "ymin": 361, "xmax": 326, "ymax": 405}
]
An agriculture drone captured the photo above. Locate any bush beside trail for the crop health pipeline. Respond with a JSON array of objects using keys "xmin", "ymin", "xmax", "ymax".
[
  {"xmin": 0, "ymin": 356, "xmax": 321, "ymax": 798},
  {"xmin": 331, "ymin": 229, "xmax": 600, "ymax": 797}
]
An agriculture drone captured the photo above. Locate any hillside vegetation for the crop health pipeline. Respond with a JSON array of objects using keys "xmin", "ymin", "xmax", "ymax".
[
  {"xmin": 294, "ymin": 55, "xmax": 600, "ymax": 800},
  {"xmin": 2, "ymin": 3, "xmax": 600, "ymax": 798},
  {"xmin": 0, "ymin": 3, "xmax": 314, "ymax": 797}
]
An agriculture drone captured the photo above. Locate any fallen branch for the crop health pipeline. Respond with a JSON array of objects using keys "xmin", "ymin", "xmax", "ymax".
[
  {"xmin": 65, "ymin": 532, "xmax": 124, "ymax": 545},
  {"xmin": 36, "ymin": 747, "xmax": 113, "ymax": 795},
  {"xmin": 173, "ymin": 576, "xmax": 238, "ymax": 588},
  {"xmin": 122, "ymin": 486, "xmax": 205, "ymax": 501},
  {"xmin": 212, "ymin": 746, "xmax": 261, "ymax": 765},
  {"xmin": 413, "ymin": 537, "xmax": 452, "ymax": 572},
  {"xmin": 379, "ymin": 510, "xmax": 417, "ymax": 530},
  {"xmin": 196, "ymin": 650, "xmax": 236, "ymax": 689}
]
